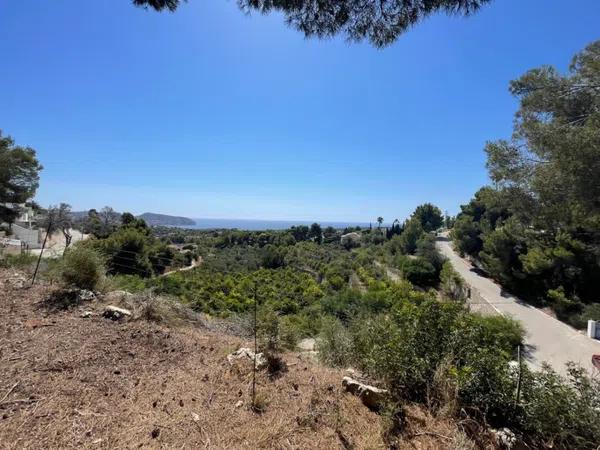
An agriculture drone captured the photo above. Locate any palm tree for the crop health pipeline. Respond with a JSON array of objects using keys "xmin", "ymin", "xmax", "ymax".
[{"xmin": 377, "ymin": 217, "xmax": 384, "ymax": 229}]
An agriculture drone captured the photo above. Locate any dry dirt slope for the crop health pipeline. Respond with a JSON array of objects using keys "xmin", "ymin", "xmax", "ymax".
[{"xmin": 0, "ymin": 269, "xmax": 472, "ymax": 449}]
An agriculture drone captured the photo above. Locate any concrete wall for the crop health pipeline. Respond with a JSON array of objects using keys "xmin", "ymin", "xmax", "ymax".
[
  {"xmin": 588, "ymin": 320, "xmax": 599, "ymax": 340},
  {"xmin": 11, "ymin": 223, "xmax": 41, "ymax": 249}
]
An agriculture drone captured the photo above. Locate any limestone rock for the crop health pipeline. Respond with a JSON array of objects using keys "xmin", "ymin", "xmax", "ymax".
[
  {"xmin": 491, "ymin": 428, "xmax": 516, "ymax": 449},
  {"xmin": 103, "ymin": 305, "xmax": 132, "ymax": 321},
  {"xmin": 297, "ymin": 338, "xmax": 316, "ymax": 352},
  {"xmin": 342, "ymin": 376, "xmax": 388, "ymax": 410},
  {"xmin": 78, "ymin": 290, "xmax": 96, "ymax": 302},
  {"xmin": 227, "ymin": 347, "xmax": 267, "ymax": 370}
]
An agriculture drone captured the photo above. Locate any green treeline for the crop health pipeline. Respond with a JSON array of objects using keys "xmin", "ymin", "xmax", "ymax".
[{"xmin": 452, "ymin": 41, "xmax": 600, "ymax": 328}]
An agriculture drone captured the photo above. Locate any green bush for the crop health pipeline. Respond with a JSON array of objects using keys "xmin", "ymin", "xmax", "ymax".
[
  {"xmin": 566, "ymin": 303, "xmax": 600, "ymax": 330},
  {"xmin": 520, "ymin": 364, "xmax": 600, "ymax": 449},
  {"xmin": 395, "ymin": 255, "xmax": 437, "ymax": 287},
  {"xmin": 108, "ymin": 274, "xmax": 148, "ymax": 293},
  {"xmin": 60, "ymin": 246, "xmax": 105, "ymax": 290},
  {"xmin": 440, "ymin": 261, "xmax": 466, "ymax": 301},
  {"xmin": 317, "ymin": 316, "xmax": 353, "ymax": 367},
  {"xmin": 0, "ymin": 252, "xmax": 38, "ymax": 270}
]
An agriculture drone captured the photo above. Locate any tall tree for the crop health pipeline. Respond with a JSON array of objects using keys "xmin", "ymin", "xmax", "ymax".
[
  {"xmin": 99, "ymin": 207, "xmax": 120, "ymax": 232},
  {"xmin": 132, "ymin": 0, "xmax": 492, "ymax": 47},
  {"xmin": 0, "ymin": 132, "xmax": 43, "ymax": 228},
  {"xmin": 412, "ymin": 203, "xmax": 443, "ymax": 232},
  {"xmin": 46, "ymin": 203, "xmax": 74, "ymax": 250},
  {"xmin": 485, "ymin": 40, "xmax": 600, "ymax": 229},
  {"xmin": 309, "ymin": 222, "xmax": 323, "ymax": 244},
  {"xmin": 454, "ymin": 40, "xmax": 600, "ymax": 324}
]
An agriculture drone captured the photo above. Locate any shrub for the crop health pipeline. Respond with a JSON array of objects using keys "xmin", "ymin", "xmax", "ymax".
[
  {"xmin": 395, "ymin": 255, "xmax": 437, "ymax": 287},
  {"xmin": 547, "ymin": 287, "xmax": 585, "ymax": 326},
  {"xmin": 520, "ymin": 363, "xmax": 600, "ymax": 449},
  {"xmin": 318, "ymin": 316, "xmax": 353, "ymax": 367},
  {"xmin": 251, "ymin": 392, "xmax": 270, "ymax": 414},
  {"xmin": 468, "ymin": 314, "xmax": 525, "ymax": 356},
  {"xmin": 319, "ymin": 295, "xmax": 525, "ymax": 423},
  {"xmin": 108, "ymin": 274, "xmax": 147, "ymax": 293},
  {"xmin": 440, "ymin": 261, "xmax": 466, "ymax": 301},
  {"xmin": 0, "ymin": 252, "xmax": 38, "ymax": 270},
  {"xmin": 565, "ymin": 302, "xmax": 600, "ymax": 330},
  {"xmin": 60, "ymin": 246, "xmax": 105, "ymax": 290},
  {"xmin": 278, "ymin": 315, "xmax": 302, "ymax": 349}
]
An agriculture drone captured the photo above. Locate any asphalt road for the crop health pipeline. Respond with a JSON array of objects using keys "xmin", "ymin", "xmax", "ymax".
[{"xmin": 436, "ymin": 236, "xmax": 600, "ymax": 375}]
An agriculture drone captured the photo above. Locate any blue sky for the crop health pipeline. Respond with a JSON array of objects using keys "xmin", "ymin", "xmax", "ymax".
[{"xmin": 1, "ymin": 0, "xmax": 599, "ymax": 222}]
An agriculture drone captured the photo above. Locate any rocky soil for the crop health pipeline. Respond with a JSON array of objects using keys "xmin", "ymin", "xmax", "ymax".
[{"xmin": 0, "ymin": 268, "xmax": 481, "ymax": 449}]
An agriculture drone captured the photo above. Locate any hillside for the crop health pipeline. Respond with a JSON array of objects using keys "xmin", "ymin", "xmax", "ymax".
[
  {"xmin": 138, "ymin": 212, "xmax": 195, "ymax": 227},
  {"xmin": 0, "ymin": 268, "xmax": 477, "ymax": 449}
]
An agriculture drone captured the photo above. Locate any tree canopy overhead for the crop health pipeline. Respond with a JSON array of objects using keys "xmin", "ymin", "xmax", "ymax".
[{"xmin": 132, "ymin": 0, "xmax": 493, "ymax": 47}]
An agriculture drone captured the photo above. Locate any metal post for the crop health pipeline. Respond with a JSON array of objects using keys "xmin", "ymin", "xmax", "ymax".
[
  {"xmin": 31, "ymin": 218, "xmax": 52, "ymax": 286},
  {"xmin": 251, "ymin": 280, "xmax": 258, "ymax": 408},
  {"xmin": 515, "ymin": 345, "xmax": 522, "ymax": 407}
]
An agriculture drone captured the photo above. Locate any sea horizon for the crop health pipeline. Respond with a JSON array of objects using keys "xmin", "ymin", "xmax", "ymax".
[{"xmin": 188, "ymin": 217, "xmax": 373, "ymax": 231}]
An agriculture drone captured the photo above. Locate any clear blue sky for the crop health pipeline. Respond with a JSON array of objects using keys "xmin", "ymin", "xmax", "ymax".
[{"xmin": 1, "ymin": 1, "xmax": 599, "ymax": 222}]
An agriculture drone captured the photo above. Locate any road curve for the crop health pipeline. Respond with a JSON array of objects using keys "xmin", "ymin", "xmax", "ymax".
[{"xmin": 436, "ymin": 236, "xmax": 600, "ymax": 375}]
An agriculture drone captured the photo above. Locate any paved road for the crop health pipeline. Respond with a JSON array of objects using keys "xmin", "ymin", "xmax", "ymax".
[{"xmin": 436, "ymin": 236, "xmax": 600, "ymax": 375}]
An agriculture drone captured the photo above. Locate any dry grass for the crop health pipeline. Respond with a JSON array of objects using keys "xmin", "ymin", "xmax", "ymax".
[{"xmin": 0, "ymin": 268, "xmax": 484, "ymax": 449}]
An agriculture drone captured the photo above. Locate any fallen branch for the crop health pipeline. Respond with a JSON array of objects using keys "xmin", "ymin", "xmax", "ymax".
[
  {"xmin": 1, "ymin": 398, "xmax": 41, "ymax": 405},
  {"xmin": 0, "ymin": 381, "xmax": 20, "ymax": 404},
  {"xmin": 413, "ymin": 431, "xmax": 452, "ymax": 441}
]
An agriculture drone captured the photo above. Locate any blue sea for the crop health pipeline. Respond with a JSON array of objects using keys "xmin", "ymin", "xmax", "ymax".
[{"xmin": 188, "ymin": 218, "xmax": 371, "ymax": 231}]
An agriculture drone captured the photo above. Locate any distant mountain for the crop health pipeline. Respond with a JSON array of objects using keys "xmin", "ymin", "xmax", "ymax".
[
  {"xmin": 137, "ymin": 212, "xmax": 195, "ymax": 227},
  {"xmin": 71, "ymin": 210, "xmax": 195, "ymax": 227}
]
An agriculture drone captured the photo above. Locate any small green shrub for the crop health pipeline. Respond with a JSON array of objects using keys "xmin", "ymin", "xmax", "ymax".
[
  {"xmin": 547, "ymin": 287, "xmax": 586, "ymax": 328},
  {"xmin": 567, "ymin": 303, "xmax": 600, "ymax": 330},
  {"xmin": 278, "ymin": 315, "xmax": 301, "ymax": 349},
  {"xmin": 0, "ymin": 252, "xmax": 38, "ymax": 270},
  {"xmin": 108, "ymin": 274, "xmax": 147, "ymax": 293},
  {"xmin": 520, "ymin": 363, "xmax": 600, "ymax": 449},
  {"xmin": 317, "ymin": 316, "xmax": 353, "ymax": 367},
  {"xmin": 251, "ymin": 392, "xmax": 270, "ymax": 414},
  {"xmin": 395, "ymin": 255, "xmax": 438, "ymax": 287},
  {"xmin": 60, "ymin": 246, "xmax": 105, "ymax": 290},
  {"xmin": 440, "ymin": 261, "xmax": 466, "ymax": 301}
]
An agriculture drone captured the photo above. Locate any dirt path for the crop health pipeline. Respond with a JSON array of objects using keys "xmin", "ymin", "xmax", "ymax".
[{"xmin": 160, "ymin": 256, "xmax": 202, "ymax": 277}]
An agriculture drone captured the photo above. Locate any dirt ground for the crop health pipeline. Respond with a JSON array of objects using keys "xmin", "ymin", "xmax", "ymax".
[{"xmin": 0, "ymin": 268, "xmax": 480, "ymax": 449}]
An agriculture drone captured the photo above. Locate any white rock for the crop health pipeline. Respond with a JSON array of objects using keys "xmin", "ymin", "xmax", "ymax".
[
  {"xmin": 78, "ymin": 290, "xmax": 96, "ymax": 302},
  {"xmin": 235, "ymin": 400, "xmax": 243, "ymax": 408},
  {"xmin": 103, "ymin": 305, "xmax": 132, "ymax": 321},
  {"xmin": 191, "ymin": 412, "xmax": 200, "ymax": 422},
  {"xmin": 342, "ymin": 376, "xmax": 388, "ymax": 410},
  {"xmin": 297, "ymin": 338, "xmax": 316, "ymax": 351},
  {"xmin": 491, "ymin": 428, "xmax": 516, "ymax": 449},
  {"xmin": 227, "ymin": 347, "xmax": 267, "ymax": 370},
  {"xmin": 81, "ymin": 311, "xmax": 94, "ymax": 318}
]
